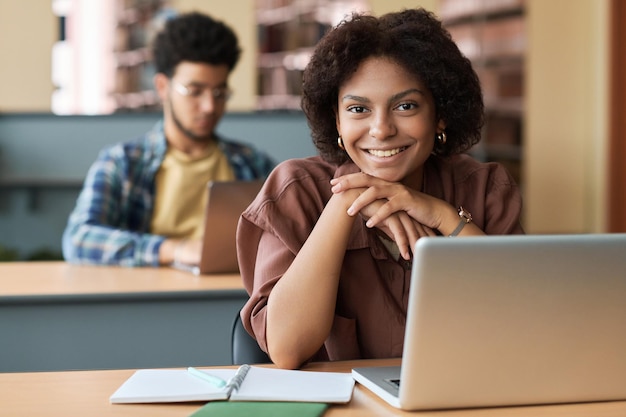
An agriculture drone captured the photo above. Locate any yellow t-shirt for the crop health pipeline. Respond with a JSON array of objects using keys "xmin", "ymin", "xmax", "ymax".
[{"xmin": 151, "ymin": 142, "xmax": 235, "ymax": 239}]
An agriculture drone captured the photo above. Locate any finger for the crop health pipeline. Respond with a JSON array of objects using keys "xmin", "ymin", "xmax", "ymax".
[
  {"xmin": 399, "ymin": 215, "xmax": 420, "ymax": 256},
  {"xmin": 422, "ymin": 225, "xmax": 437, "ymax": 237},
  {"xmin": 331, "ymin": 172, "xmax": 387, "ymax": 193},
  {"xmin": 351, "ymin": 183, "xmax": 409, "ymax": 218},
  {"xmin": 347, "ymin": 187, "xmax": 387, "ymax": 216},
  {"xmin": 364, "ymin": 199, "xmax": 394, "ymax": 227},
  {"xmin": 387, "ymin": 216, "xmax": 410, "ymax": 259},
  {"xmin": 397, "ymin": 213, "xmax": 420, "ymax": 260},
  {"xmin": 414, "ymin": 222, "xmax": 430, "ymax": 238},
  {"xmin": 360, "ymin": 186, "xmax": 417, "ymax": 225},
  {"xmin": 362, "ymin": 191, "xmax": 410, "ymax": 226}
]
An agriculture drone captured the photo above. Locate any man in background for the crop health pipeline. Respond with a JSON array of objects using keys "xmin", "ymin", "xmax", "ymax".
[{"xmin": 62, "ymin": 11, "xmax": 274, "ymax": 267}]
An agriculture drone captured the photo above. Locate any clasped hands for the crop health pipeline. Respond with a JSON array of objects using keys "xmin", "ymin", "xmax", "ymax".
[{"xmin": 330, "ymin": 172, "xmax": 442, "ymax": 261}]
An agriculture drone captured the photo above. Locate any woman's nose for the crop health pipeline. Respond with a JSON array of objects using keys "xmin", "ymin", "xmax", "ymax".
[{"xmin": 369, "ymin": 112, "xmax": 396, "ymax": 140}]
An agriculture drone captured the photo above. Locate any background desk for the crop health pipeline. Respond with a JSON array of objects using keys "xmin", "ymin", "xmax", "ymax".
[
  {"xmin": 2, "ymin": 359, "xmax": 625, "ymax": 417},
  {"xmin": 0, "ymin": 262, "xmax": 247, "ymax": 372}
]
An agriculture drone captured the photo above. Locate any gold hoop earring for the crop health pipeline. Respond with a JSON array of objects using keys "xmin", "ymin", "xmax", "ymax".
[
  {"xmin": 337, "ymin": 136, "xmax": 345, "ymax": 150},
  {"xmin": 436, "ymin": 131, "xmax": 447, "ymax": 145}
]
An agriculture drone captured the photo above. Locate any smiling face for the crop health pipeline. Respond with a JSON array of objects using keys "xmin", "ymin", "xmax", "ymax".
[{"xmin": 336, "ymin": 57, "xmax": 445, "ymax": 188}]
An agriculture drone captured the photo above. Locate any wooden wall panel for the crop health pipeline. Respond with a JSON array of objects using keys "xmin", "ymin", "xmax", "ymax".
[{"xmin": 609, "ymin": 0, "xmax": 626, "ymax": 232}]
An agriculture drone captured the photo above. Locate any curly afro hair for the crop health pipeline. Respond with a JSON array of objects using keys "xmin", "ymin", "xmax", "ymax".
[
  {"xmin": 301, "ymin": 8, "xmax": 484, "ymax": 165},
  {"xmin": 152, "ymin": 12, "xmax": 241, "ymax": 78}
]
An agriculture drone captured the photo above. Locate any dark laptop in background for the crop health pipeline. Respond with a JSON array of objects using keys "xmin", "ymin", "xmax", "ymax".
[
  {"xmin": 172, "ymin": 180, "xmax": 263, "ymax": 275},
  {"xmin": 353, "ymin": 233, "xmax": 626, "ymax": 410}
]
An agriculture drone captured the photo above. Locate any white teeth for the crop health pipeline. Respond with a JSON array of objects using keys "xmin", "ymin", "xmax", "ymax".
[{"xmin": 368, "ymin": 147, "xmax": 405, "ymax": 157}]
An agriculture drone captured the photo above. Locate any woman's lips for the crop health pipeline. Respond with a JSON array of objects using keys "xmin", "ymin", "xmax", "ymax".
[{"xmin": 367, "ymin": 146, "xmax": 408, "ymax": 157}]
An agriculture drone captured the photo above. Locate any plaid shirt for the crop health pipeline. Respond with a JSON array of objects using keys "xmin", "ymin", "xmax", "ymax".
[{"xmin": 62, "ymin": 121, "xmax": 275, "ymax": 266}]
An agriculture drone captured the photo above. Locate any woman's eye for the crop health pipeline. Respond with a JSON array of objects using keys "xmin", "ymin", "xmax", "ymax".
[
  {"xmin": 397, "ymin": 102, "xmax": 417, "ymax": 111},
  {"xmin": 347, "ymin": 106, "xmax": 367, "ymax": 113}
]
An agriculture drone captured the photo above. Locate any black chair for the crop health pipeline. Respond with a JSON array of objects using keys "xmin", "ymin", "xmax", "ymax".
[{"xmin": 231, "ymin": 312, "xmax": 271, "ymax": 365}]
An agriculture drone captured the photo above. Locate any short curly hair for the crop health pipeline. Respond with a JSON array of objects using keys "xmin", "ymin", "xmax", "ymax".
[
  {"xmin": 301, "ymin": 8, "xmax": 484, "ymax": 165},
  {"xmin": 152, "ymin": 12, "xmax": 241, "ymax": 78}
]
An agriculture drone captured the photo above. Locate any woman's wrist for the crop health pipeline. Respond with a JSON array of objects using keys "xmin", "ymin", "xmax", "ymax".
[
  {"xmin": 437, "ymin": 205, "xmax": 472, "ymax": 236},
  {"xmin": 448, "ymin": 207, "xmax": 472, "ymax": 236},
  {"xmin": 435, "ymin": 204, "xmax": 463, "ymax": 236},
  {"xmin": 329, "ymin": 189, "xmax": 362, "ymax": 218}
]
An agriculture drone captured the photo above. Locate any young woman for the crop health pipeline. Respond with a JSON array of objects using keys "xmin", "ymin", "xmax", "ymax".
[{"xmin": 237, "ymin": 8, "xmax": 524, "ymax": 369}]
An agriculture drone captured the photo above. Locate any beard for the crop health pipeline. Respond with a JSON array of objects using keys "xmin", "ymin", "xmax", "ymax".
[{"xmin": 168, "ymin": 97, "xmax": 215, "ymax": 143}]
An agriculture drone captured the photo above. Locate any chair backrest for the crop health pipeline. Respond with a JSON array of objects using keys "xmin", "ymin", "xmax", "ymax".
[{"xmin": 231, "ymin": 312, "xmax": 271, "ymax": 365}]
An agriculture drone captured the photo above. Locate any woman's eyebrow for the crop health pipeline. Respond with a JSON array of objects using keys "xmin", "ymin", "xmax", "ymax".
[
  {"xmin": 389, "ymin": 88, "xmax": 424, "ymax": 102},
  {"xmin": 341, "ymin": 88, "xmax": 424, "ymax": 103},
  {"xmin": 341, "ymin": 94, "xmax": 369, "ymax": 103}
]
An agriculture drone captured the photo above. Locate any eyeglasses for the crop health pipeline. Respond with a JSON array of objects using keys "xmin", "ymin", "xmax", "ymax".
[{"xmin": 172, "ymin": 81, "xmax": 233, "ymax": 102}]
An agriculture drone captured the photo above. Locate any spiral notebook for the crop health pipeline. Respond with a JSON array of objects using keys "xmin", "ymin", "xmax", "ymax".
[{"xmin": 110, "ymin": 364, "xmax": 354, "ymax": 404}]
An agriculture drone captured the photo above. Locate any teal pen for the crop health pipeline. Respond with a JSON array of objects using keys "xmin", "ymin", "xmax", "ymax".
[{"xmin": 187, "ymin": 367, "xmax": 227, "ymax": 388}]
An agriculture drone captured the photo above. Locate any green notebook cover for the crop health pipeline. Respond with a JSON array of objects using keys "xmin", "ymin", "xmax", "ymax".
[{"xmin": 189, "ymin": 401, "xmax": 329, "ymax": 417}]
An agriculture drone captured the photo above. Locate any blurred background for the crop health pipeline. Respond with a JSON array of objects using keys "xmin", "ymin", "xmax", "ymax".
[{"xmin": 0, "ymin": 0, "xmax": 624, "ymax": 261}]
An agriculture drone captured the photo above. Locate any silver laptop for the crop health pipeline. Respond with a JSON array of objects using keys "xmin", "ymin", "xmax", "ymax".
[
  {"xmin": 172, "ymin": 180, "xmax": 263, "ymax": 275},
  {"xmin": 352, "ymin": 233, "xmax": 626, "ymax": 410}
]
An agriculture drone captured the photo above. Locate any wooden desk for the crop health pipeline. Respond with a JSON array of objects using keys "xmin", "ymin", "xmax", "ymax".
[
  {"xmin": 2, "ymin": 359, "xmax": 625, "ymax": 417},
  {"xmin": 0, "ymin": 262, "xmax": 247, "ymax": 372}
]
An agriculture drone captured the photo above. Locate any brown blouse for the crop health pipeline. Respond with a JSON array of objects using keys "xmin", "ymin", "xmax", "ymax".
[{"xmin": 237, "ymin": 154, "xmax": 524, "ymax": 362}]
